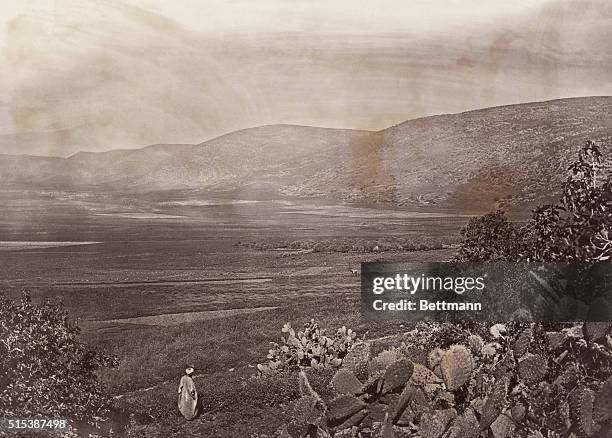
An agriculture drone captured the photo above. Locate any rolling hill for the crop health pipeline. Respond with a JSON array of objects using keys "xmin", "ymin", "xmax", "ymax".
[{"xmin": 1, "ymin": 96, "xmax": 611, "ymax": 212}]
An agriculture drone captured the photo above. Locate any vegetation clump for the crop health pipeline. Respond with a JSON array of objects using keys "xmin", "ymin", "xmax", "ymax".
[
  {"xmin": 456, "ymin": 140, "xmax": 611, "ymax": 262},
  {"xmin": 257, "ymin": 319, "xmax": 357, "ymax": 374},
  {"xmin": 278, "ymin": 322, "xmax": 612, "ymax": 437},
  {"xmin": 0, "ymin": 292, "xmax": 118, "ymax": 426},
  {"xmin": 237, "ymin": 236, "xmax": 455, "ymax": 254}
]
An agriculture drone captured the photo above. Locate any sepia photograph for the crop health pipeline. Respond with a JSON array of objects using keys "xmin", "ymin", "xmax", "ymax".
[{"xmin": 0, "ymin": 0, "xmax": 611, "ymax": 436}]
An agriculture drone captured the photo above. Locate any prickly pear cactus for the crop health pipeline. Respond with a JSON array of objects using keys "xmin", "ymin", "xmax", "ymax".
[
  {"xmin": 467, "ymin": 334, "xmax": 484, "ymax": 356},
  {"xmin": 546, "ymin": 331, "xmax": 567, "ymax": 350},
  {"xmin": 410, "ymin": 363, "xmax": 443, "ymax": 387},
  {"xmin": 445, "ymin": 408, "xmax": 479, "ymax": 438},
  {"xmin": 331, "ymin": 369, "xmax": 362, "ymax": 395},
  {"xmin": 258, "ymin": 319, "xmax": 357, "ymax": 374},
  {"xmin": 419, "ymin": 408, "xmax": 457, "ymax": 438},
  {"xmin": 512, "ymin": 327, "xmax": 533, "ymax": 358},
  {"xmin": 279, "ymin": 320, "xmax": 612, "ymax": 438},
  {"xmin": 510, "ymin": 403, "xmax": 526, "ymax": 423},
  {"xmin": 428, "ymin": 347, "xmax": 445, "ymax": 369},
  {"xmin": 440, "ymin": 344, "xmax": 474, "ymax": 391},
  {"xmin": 340, "ymin": 342, "xmax": 370, "ymax": 381},
  {"xmin": 490, "ymin": 413, "xmax": 515, "ymax": 438},
  {"xmin": 287, "ymin": 395, "xmax": 325, "ymax": 436},
  {"xmin": 299, "ymin": 370, "xmax": 324, "ymax": 405},
  {"xmin": 480, "ymin": 376, "xmax": 508, "ymax": 430},
  {"xmin": 517, "ymin": 354, "xmax": 548, "ymax": 384},
  {"xmin": 368, "ymin": 348, "xmax": 405, "ymax": 377},
  {"xmin": 594, "ymin": 376, "xmax": 612, "ymax": 423},
  {"xmin": 575, "ymin": 387, "xmax": 595, "ymax": 437},
  {"xmin": 382, "ymin": 359, "xmax": 413, "ymax": 394},
  {"xmin": 327, "ymin": 395, "xmax": 366, "ymax": 422}
]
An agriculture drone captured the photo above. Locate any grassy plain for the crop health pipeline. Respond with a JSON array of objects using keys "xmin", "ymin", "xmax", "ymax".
[{"xmin": 0, "ymin": 189, "xmax": 467, "ymax": 436}]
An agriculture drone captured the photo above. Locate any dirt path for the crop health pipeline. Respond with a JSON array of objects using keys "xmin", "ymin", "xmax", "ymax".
[
  {"xmin": 114, "ymin": 364, "xmax": 258, "ymax": 403},
  {"xmin": 114, "ymin": 374, "xmax": 204, "ymax": 400},
  {"xmin": 113, "ymin": 332, "xmax": 405, "ymax": 401},
  {"xmin": 102, "ymin": 306, "xmax": 278, "ymax": 327}
]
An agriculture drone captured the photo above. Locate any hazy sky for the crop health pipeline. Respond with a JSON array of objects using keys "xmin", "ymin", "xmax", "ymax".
[
  {"xmin": 0, "ymin": 0, "xmax": 546, "ymax": 39},
  {"xmin": 128, "ymin": 0, "xmax": 543, "ymax": 34},
  {"xmin": 0, "ymin": 0, "xmax": 610, "ymax": 156}
]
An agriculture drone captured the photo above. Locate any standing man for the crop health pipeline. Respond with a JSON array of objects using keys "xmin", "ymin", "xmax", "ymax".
[{"xmin": 178, "ymin": 365, "xmax": 198, "ymax": 420}]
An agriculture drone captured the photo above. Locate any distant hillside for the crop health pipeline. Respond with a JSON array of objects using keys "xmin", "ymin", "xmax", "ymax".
[
  {"xmin": 296, "ymin": 96, "xmax": 612, "ymax": 211},
  {"xmin": 1, "ymin": 97, "xmax": 611, "ymax": 212}
]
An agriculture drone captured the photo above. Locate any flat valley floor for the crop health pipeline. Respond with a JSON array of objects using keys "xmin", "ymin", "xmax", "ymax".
[{"xmin": 0, "ymin": 189, "xmax": 470, "ymax": 436}]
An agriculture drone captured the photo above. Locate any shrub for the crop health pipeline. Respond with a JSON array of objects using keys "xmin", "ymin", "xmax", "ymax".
[
  {"xmin": 279, "ymin": 322, "xmax": 612, "ymax": 437},
  {"xmin": 456, "ymin": 140, "xmax": 611, "ymax": 262},
  {"xmin": 0, "ymin": 291, "xmax": 118, "ymax": 423},
  {"xmin": 257, "ymin": 319, "xmax": 357, "ymax": 374},
  {"xmin": 236, "ymin": 236, "xmax": 453, "ymax": 254},
  {"xmin": 455, "ymin": 210, "xmax": 522, "ymax": 261}
]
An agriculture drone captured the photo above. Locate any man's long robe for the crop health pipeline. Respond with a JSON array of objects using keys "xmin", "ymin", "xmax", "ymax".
[{"xmin": 178, "ymin": 375, "xmax": 198, "ymax": 420}]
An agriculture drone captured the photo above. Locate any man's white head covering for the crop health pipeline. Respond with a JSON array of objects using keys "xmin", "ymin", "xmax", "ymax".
[{"xmin": 186, "ymin": 366, "xmax": 194, "ymax": 374}]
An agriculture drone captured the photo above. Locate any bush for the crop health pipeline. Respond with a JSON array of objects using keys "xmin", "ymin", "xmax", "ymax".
[
  {"xmin": 0, "ymin": 291, "xmax": 118, "ymax": 423},
  {"xmin": 455, "ymin": 210, "xmax": 522, "ymax": 261},
  {"xmin": 456, "ymin": 140, "xmax": 611, "ymax": 262},
  {"xmin": 257, "ymin": 319, "xmax": 357, "ymax": 374},
  {"xmin": 236, "ymin": 236, "xmax": 453, "ymax": 253},
  {"xmin": 281, "ymin": 322, "xmax": 612, "ymax": 437}
]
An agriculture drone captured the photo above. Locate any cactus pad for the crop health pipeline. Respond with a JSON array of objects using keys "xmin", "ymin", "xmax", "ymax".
[
  {"xmin": 341, "ymin": 342, "xmax": 371, "ymax": 380},
  {"xmin": 391, "ymin": 384, "xmax": 416, "ymax": 424},
  {"xmin": 545, "ymin": 331, "xmax": 566, "ymax": 351},
  {"xmin": 331, "ymin": 409, "xmax": 368, "ymax": 431},
  {"xmin": 482, "ymin": 342, "xmax": 501, "ymax": 358},
  {"xmin": 428, "ymin": 348, "xmax": 445, "ymax": 369},
  {"xmin": 411, "ymin": 363, "xmax": 443, "ymax": 387},
  {"xmin": 328, "ymin": 395, "xmax": 367, "ymax": 422},
  {"xmin": 382, "ymin": 359, "xmax": 414, "ymax": 394},
  {"xmin": 287, "ymin": 395, "xmax": 324, "ymax": 436},
  {"xmin": 366, "ymin": 401, "xmax": 388, "ymax": 422},
  {"xmin": 449, "ymin": 408, "xmax": 480, "ymax": 438},
  {"xmin": 332, "ymin": 369, "xmax": 363, "ymax": 395},
  {"xmin": 369, "ymin": 348, "xmax": 405, "ymax": 376},
  {"xmin": 576, "ymin": 387, "xmax": 595, "ymax": 437},
  {"xmin": 440, "ymin": 344, "xmax": 474, "ymax": 391},
  {"xmin": 594, "ymin": 376, "xmax": 612, "ymax": 423},
  {"xmin": 490, "ymin": 414, "xmax": 515, "ymax": 438},
  {"xmin": 467, "ymin": 334, "xmax": 485, "ymax": 356},
  {"xmin": 518, "ymin": 354, "xmax": 547, "ymax": 384},
  {"xmin": 480, "ymin": 376, "xmax": 508, "ymax": 430},
  {"xmin": 420, "ymin": 408, "xmax": 457, "ymax": 438},
  {"xmin": 510, "ymin": 403, "xmax": 526, "ymax": 422},
  {"xmin": 380, "ymin": 413, "xmax": 395, "ymax": 438},
  {"xmin": 512, "ymin": 327, "xmax": 533, "ymax": 358},
  {"xmin": 299, "ymin": 370, "xmax": 323, "ymax": 403}
]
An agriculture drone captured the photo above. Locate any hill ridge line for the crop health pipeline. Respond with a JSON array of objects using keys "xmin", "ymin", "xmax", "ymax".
[{"xmin": 3, "ymin": 96, "xmax": 610, "ymax": 160}]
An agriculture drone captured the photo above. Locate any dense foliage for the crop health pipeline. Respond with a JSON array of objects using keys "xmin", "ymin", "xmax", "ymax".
[
  {"xmin": 456, "ymin": 140, "xmax": 611, "ymax": 262},
  {"xmin": 279, "ymin": 321, "xmax": 612, "ymax": 437},
  {"xmin": 258, "ymin": 319, "xmax": 357, "ymax": 374},
  {"xmin": 0, "ymin": 292, "xmax": 118, "ymax": 423}
]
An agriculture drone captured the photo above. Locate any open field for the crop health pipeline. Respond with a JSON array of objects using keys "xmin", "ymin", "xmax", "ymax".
[{"xmin": 0, "ymin": 187, "xmax": 477, "ymax": 435}]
